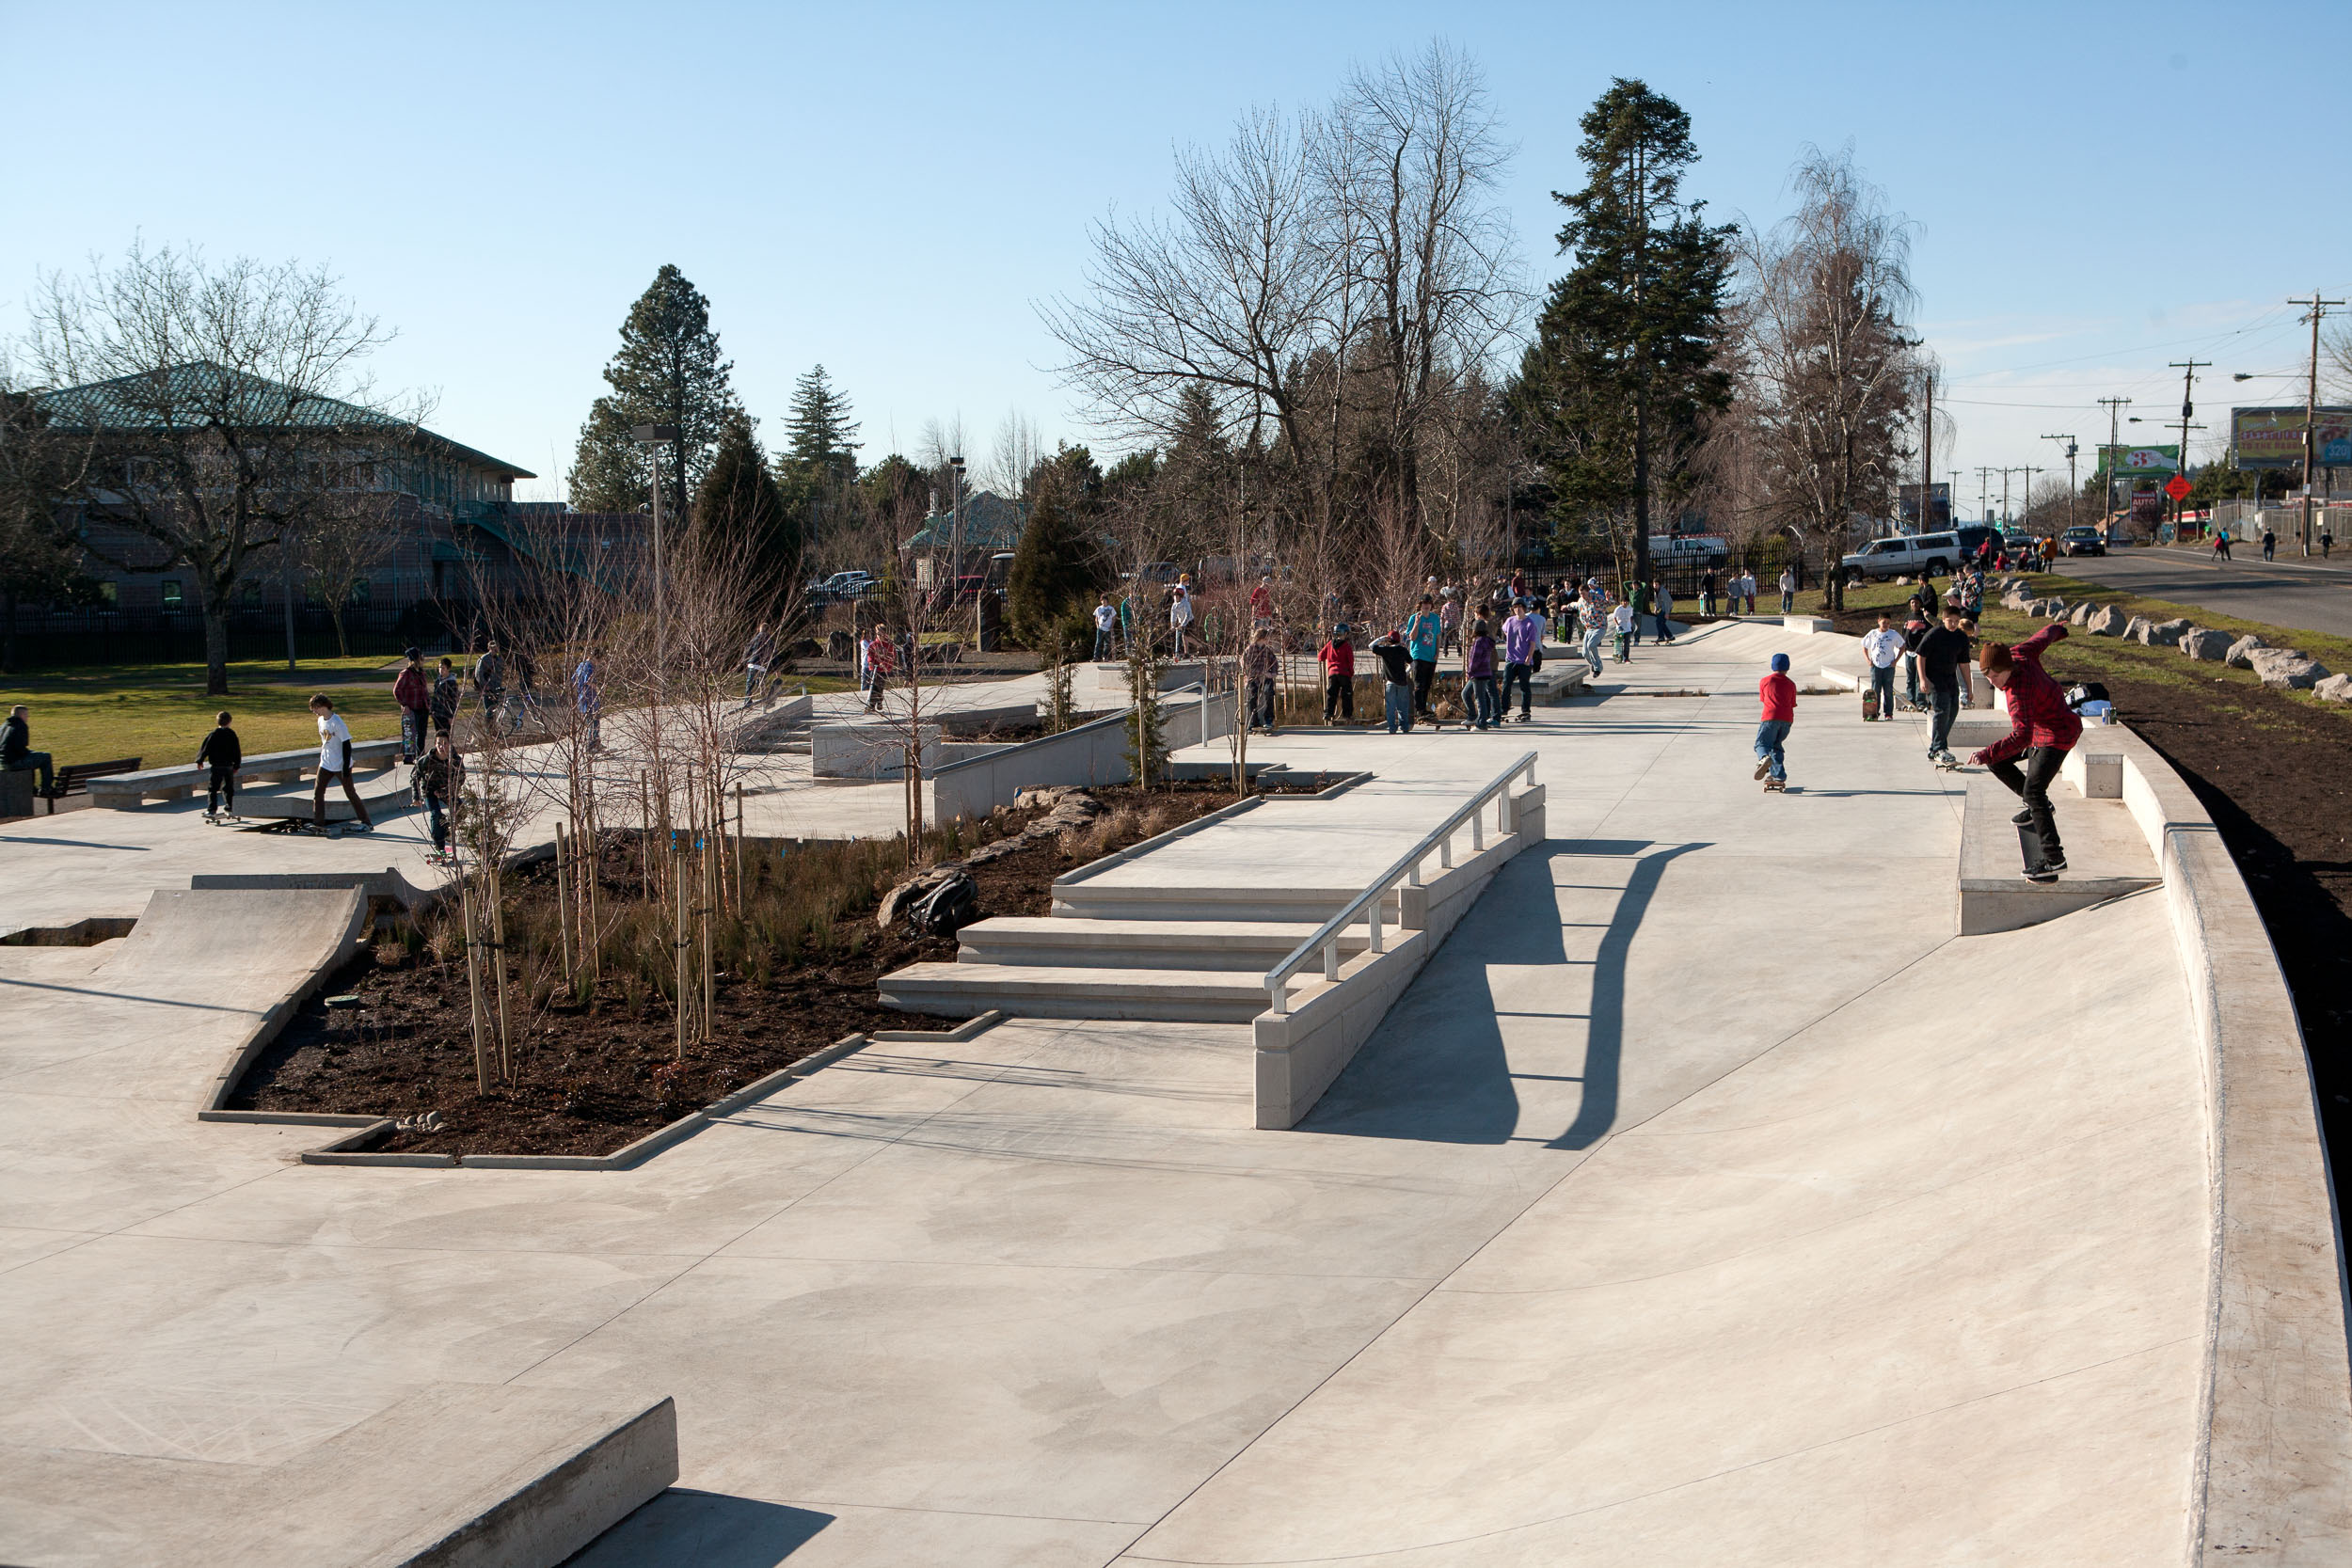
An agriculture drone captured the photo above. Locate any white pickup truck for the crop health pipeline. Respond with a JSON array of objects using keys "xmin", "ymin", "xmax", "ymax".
[{"xmin": 1841, "ymin": 531, "xmax": 1962, "ymax": 582}]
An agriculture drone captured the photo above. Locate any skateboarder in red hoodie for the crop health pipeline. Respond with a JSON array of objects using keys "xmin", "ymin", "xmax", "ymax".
[{"xmin": 1969, "ymin": 624, "xmax": 2081, "ymax": 882}]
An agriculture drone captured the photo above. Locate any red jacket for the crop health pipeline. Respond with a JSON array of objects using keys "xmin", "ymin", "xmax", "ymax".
[
  {"xmin": 393, "ymin": 665, "xmax": 431, "ymax": 713},
  {"xmin": 1318, "ymin": 639, "xmax": 1354, "ymax": 679},
  {"xmin": 1977, "ymin": 624, "xmax": 2081, "ymax": 765},
  {"xmin": 1758, "ymin": 672, "xmax": 1796, "ymax": 722}
]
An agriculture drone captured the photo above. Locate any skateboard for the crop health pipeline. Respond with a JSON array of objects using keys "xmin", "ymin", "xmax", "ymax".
[
  {"xmin": 2016, "ymin": 819, "xmax": 2058, "ymax": 877},
  {"xmin": 1763, "ymin": 776, "xmax": 1787, "ymax": 792},
  {"xmin": 200, "ymin": 811, "xmax": 245, "ymax": 826},
  {"xmin": 1931, "ymin": 750, "xmax": 1961, "ymax": 771},
  {"xmin": 253, "ymin": 817, "xmax": 374, "ymax": 841}
]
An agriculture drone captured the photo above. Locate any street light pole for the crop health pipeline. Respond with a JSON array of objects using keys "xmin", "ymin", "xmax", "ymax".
[
  {"xmin": 2097, "ymin": 396, "xmax": 2131, "ymax": 518},
  {"xmin": 2289, "ymin": 293, "xmax": 2344, "ymax": 555},
  {"xmin": 2168, "ymin": 360, "xmax": 2209, "ymax": 535},
  {"xmin": 1976, "ymin": 466, "xmax": 1994, "ymax": 526},
  {"xmin": 2042, "ymin": 435, "xmax": 2079, "ymax": 531},
  {"xmin": 947, "ymin": 455, "xmax": 966, "ymax": 647},
  {"xmin": 630, "ymin": 423, "xmax": 680, "ymax": 684}
]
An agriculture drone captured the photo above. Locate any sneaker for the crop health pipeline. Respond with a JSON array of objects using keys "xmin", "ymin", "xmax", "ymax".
[
  {"xmin": 2011, "ymin": 809, "xmax": 2033, "ymax": 826},
  {"xmin": 2045, "ymin": 855, "xmax": 2068, "ymax": 873},
  {"xmin": 1754, "ymin": 759, "xmax": 1771, "ymax": 780},
  {"xmin": 2023, "ymin": 865, "xmax": 2058, "ymax": 884}
]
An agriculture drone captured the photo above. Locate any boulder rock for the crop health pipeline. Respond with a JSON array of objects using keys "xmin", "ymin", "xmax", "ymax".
[
  {"xmin": 2047, "ymin": 600, "xmax": 2074, "ymax": 619},
  {"xmin": 2123, "ymin": 615, "xmax": 2155, "ymax": 643},
  {"xmin": 2225, "ymin": 634, "xmax": 2270, "ymax": 669},
  {"xmin": 2179, "ymin": 628, "xmax": 2233, "ymax": 660},
  {"xmin": 2069, "ymin": 601, "xmax": 2098, "ymax": 626},
  {"xmin": 2246, "ymin": 648, "xmax": 2329, "ymax": 689},
  {"xmin": 2315, "ymin": 673, "xmax": 2352, "ymax": 704},
  {"xmin": 2087, "ymin": 606, "xmax": 2129, "ymax": 637},
  {"xmin": 2145, "ymin": 618, "xmax": 2192, "ymax": 647}
]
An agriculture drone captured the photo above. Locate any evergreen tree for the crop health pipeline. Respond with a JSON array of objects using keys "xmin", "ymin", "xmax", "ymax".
[
  {"xmin": 694, "ymin": 418, "xmax": 798, "ymax": 598},
  {"xmin": 1006, "ymin": 479, "xmax": 1099, "ymax": 651},
  {"xmin": 784, "ymin": 365, "xmax": 861, "ymax": 479},
  {"xmin": 1510, "ymin": 81, "xmax": 1734, "ymax": 583},
  {"xmin": 567, "ymin": 264, "xmax": 746, "ymax": 515}
]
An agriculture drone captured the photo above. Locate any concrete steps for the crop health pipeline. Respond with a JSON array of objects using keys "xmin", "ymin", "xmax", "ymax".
[
  {"xmin": 879, "ymin": 961, "xmax": 1279, "ymax": 1022},
  {"xmin": 1956, "ymin": 759, "xmax": 2158, "ymax": 934},
  {"xmin": 1053, "ymin": 881, "xmax": 1403, "ymax": 924},
  {"xmin": 957, "ymin": 917, "xmax": 1365, "ymax": 972}
]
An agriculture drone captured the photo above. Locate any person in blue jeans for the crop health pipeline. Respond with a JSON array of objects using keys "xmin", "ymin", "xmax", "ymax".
[
  {"xmin": 1464, "ymin": 619, "xmax": 1499, "ymax": 729},
  {"xmin": 1755, "ymin": 653, "xmax": 1796, "ymax": 790},
  {"xmin": 1371, "ymin": 631, "xmax": 1415, "ymax": 734},
  {"xmin": 1404, "ymin": 594, "xmax": 1443, "ymax": 720}
]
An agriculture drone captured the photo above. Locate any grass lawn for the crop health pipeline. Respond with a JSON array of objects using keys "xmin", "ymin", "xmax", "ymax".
[
  {"xmin": 3, "ymin": 656, "xmax": 405, "ymax": 770},
  {"xmin": 1812, "ymin": 569, "xmax": 2352, "ymax": 735}
]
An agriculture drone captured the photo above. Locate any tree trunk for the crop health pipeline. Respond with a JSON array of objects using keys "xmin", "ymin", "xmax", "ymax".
[
  {"xmin": 329, "ymin": 604, "xmax": 349, "ymax": 657},
  {"xmin": 202, "ymin": 596, "xmax": 230, "ymax": 696},
  {"xmin": 1632, "ymin": 388, "xmax": 1652, "ymax": 586},
  {"xmin": 2, "ymin": 588, "xmax": 16, "ymax": 674}
]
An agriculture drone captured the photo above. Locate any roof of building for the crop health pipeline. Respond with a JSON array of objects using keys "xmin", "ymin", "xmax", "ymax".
[
  {"xmin": 903, "ymin": 490, "xmax": 1026, "ymax": 552},
  {"xmin": 37, "ymin": 360, "xmax": 535, "ymax": 480}
]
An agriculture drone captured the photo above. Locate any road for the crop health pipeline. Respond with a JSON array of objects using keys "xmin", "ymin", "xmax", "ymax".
[{"xmin": 2050, "ymin": 545, "xmax": 2352, "ymax": 640}]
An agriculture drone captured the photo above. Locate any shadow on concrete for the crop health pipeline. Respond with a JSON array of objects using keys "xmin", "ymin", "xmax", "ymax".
[
  {"xmin": 563, "ymin": 1489, "xmax": 832, "ymax": 1566},
  {"xmin": 1299, "ymin": 839, "xmax": 1701, "ymax": 1149}
]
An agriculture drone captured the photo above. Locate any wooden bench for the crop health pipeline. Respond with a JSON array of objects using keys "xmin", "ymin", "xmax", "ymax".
[
  {"xmin": 51, "ymin": 757, "xmax": 143, "ymax": 799},
  {"xmin": 87, "ymin": 738, "xmax": 403, "ymax": 810}
]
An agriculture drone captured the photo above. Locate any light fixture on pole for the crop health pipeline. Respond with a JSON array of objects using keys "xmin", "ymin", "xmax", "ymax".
[{"xmin": 631, "ymin": 423, "xmax": 680, "ymax": 679}]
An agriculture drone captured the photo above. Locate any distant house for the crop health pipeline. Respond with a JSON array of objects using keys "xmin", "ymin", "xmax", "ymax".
[
  {"xmin": 32, "ymin": 360, "xmax": 644, "ymax": 615},
  {"xmin": 902, "ymin": 490, "xmax": 1025, "ymax": 589}
]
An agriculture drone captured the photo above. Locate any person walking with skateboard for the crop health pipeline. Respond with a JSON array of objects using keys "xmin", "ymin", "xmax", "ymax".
[
  {"xmin": 416, "ymin": 730, "xmax": 465, "ymax": 863},
  {"xmin": 198, "ymin": 711, "xmax": 241, "ymax": 822},
  {"xmin": 308, "ymin": 694, "xmax": 373, "ymax": 833},
  {"xmin": 1502, "ymin": 598, "xmax": 1540, "ymax": 722},
  {"xmin": 1860, "ymin": 611, "xmax": 1902, "ymax": 721},
  {"xmin": 393, "ymin": 648, "xmax": 431, "ymax": 764},
  {"xmin": 1755, "ymin": 653, "xmax": 1796, "ymax": 791},
  {"xmin": 1968, "ymin": 623, "xmax": 2080, "ymax": 883}
]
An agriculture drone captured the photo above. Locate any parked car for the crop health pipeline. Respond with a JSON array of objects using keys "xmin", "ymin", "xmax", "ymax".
[
  {"xmin": 2059, "ymin": 526, "xmax": 2106, "ymax": 558},
  {"xmin": 1840, "ymin": 531, "xmax": 1963, "ymax": 582},
  {"xmin": 805, "ymin": 570, "xmax": 877, "ymax": 605}
]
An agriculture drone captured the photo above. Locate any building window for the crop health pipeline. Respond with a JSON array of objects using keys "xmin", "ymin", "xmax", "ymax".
[{"xmin": 160, "ymin": 579, "xmax": 183, "ymax": 606}]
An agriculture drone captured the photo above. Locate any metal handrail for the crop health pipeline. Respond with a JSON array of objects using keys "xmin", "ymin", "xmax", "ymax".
[{"xmin": 1263, "ymin": 751, "xmax": 1536, "ymax": 1016}]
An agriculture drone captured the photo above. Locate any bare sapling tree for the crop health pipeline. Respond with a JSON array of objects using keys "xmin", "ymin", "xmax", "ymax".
[
  {"xmin": 298, "ymin": 470, "xmax": 397, "ymax": 655},
  {"xmin": 26, "ymin": 239, "xmax": 428, "ymax": 692}
]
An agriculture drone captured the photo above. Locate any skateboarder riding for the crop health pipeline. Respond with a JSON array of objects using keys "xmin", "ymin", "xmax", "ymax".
[
  {"xmin": 309, "ymin": 694, "xmax": 374, "ymax": 833},
  {"xmin": 198, "ymin": 711, "xmax": 241, "ymax": 821},
  {"xmin": 1968, "ymin": 624, "xmax": 2079, "ymax": 883}
]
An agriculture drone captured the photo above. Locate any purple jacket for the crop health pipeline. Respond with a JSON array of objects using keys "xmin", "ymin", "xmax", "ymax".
[
  {"xmin": 1502, "ymin": 613, "xmax": 1541, "ymax": 665},
  {"xmin": 1466, "ymin": 635, "xmax": 1496, "ymax": 679}
]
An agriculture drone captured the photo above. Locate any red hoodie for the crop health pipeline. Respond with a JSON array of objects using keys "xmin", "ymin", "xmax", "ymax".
[
  {"xmin": 1758, "ymin": 671, "xmax": 1796, "ymax": 722},
  {"xmin": 1977, "ymin": 623, "xmax": 2081, "ymax": 765}
]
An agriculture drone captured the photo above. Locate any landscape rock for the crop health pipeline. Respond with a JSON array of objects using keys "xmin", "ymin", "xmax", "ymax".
[
  {"xmin": 2069, "ymin": 601, "xmax": 2098, "ymax": 626},
  {"xmin": 2315, "ymin": 673, "xmax": 2352, "ymax": 704},
  {"xmin": 2087, "ymin": 606, "xmax": 2129, "ymax": 637},
  {"xmin": 2179, "ymin": 628, "xmax": 2233, "ymax": 660},
  {"xmin": 2123, "ymin": 615, "xmax": 2155, "ymax": 643},
  {"xmin": 2225, "ymin": 634, "xmax": 2270, "ymax": 669},
  {"xmin": 2145, "ymin": 618, "xmax": 2191, "ymax": 647},
  {"xmin": 2246, "ymin": 649, "xmax": 2330, "ymax": 690}
]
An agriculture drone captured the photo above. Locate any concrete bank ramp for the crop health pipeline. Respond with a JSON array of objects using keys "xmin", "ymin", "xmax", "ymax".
[{"xmin": 1123, "ymin": 890, "xmax": 2210, "ymax": 1565}]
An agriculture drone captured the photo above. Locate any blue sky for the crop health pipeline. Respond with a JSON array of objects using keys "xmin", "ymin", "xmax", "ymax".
[{"xmin": 5, "ymin": 0, "xmax": 2340, "ymax": 515}]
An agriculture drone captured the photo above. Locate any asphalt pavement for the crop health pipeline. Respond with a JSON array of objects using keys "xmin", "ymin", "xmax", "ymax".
[{"xmin": 2049, "ymin": 545, "xmax": 2352, "ymax": 641}]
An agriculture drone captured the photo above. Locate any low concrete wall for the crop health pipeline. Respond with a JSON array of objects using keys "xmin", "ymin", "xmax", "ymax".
[
  {"xmin": 811, "ymin": 722, "xmax": 940, "ymax": 779},
  {"xmin": 931, "ymin": 686, "xmax": 1236, "ymax": 821},
  {"xmin": 1253, "ymin": 783, "xmax": 1545, "ymax": 1130},
  {"xmin": 2099, "ymin": 723, "xmax": 2352, "ymax": 1560},
  {"xmin": 1093, "ymin": 659, "xmax": 1206, "ymax": 691}
]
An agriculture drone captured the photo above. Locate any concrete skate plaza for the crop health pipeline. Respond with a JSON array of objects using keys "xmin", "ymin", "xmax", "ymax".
[{"xmin": 2, "ymin": 622, "xmax": 2344, "ymax": 1565}]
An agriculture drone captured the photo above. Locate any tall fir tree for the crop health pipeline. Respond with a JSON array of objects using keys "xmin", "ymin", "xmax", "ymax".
[
  {"xmin": 568, "ymin": 264, "xmax": 746, "ymax": 515},
  {"xmin": 783, "ymin": 365, "xmax": 861, "ymax": 480},
  {"xmin": 1510, "ymin": 80, "xmax": 1734, "ymax": 583},
  {"xmin": 1006, "ymin": 478, "xmax": 1099, "ymax": 654},
  {"xmin": 694, "ymin": 418, "xmax": 799, "ymax": 600}
]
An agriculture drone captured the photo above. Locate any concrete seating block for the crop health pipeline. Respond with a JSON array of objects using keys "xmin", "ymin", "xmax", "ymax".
[
  {"xmin": 0, "ymin": 769, "xmax": 32, "ymax": 818},
  {"xmin": 1782, "ymin": 616, "xmax": 1835, "ymax": 634},
  {"xmin": 2062, "ymin": 749, "xmax": 2124, "ymax": 799},
  {"xmin": 811, "ymin": 721, "xmax": 941, "ymax": 779},
  {"xmin": 2180, "ymin": 628, "xmax": 2233, "ymax": 660},
  {"xmin": 2246, "ymin": 649, "xmax": 2330, "ymax": 690},
  {"xmin": 2226, "ymin": 634, "xmax": 2271, "ymax": 669}
]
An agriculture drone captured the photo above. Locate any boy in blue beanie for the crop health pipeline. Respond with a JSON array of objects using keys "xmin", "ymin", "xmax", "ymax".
[{"xmin": 1755, "ymin": 652, "xmax": 1797, "ymax": 792}]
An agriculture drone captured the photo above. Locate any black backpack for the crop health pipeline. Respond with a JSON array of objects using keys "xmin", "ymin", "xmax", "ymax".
[
  {"xmin": 2065, "ymin": 681, "xmax": 2109, "ymax": 710},
  {"xmin": 908, "ymin": 872, "xmax": 979, "ymax": 939}
]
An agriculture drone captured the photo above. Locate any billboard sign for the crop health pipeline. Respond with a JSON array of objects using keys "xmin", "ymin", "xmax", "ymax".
[
  {"xmin": 2099, "ymin": 443, "xmax": 2180, "ymax": 475},
  {"xmin": 1897, "ymin": 482, "xmax": 1951, "ymax": 529},
  {"xmin": 2231, "ymin": 406, "xmax": 2352, "ymax": 470}
]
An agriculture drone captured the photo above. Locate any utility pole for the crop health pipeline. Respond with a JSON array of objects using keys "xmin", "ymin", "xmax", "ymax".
[
  {"xmin": 2289, "ymin": 293, "xmax": 2344, "ymax": 554},
  {"xmin": 1976, "ymin": 466, "xmax": 1995, "ymax": 526},
  {"xmin": 2019, "ymin": 467, "xmax": 2044, "ymax": 533},
  {"xmin": 1999, "ymin": 467, "xmax": 2015, "ymax": 529},
  {"xmin": 1919, "ymin": 371, "xmax": 1935, "ymax": 531},
  {"xmin": 2096, "ymin": 396, "xmax": 2131, "ymax": 518},
  {"xmin": 2042, "ymin": 435, "xmax": 2080, "ymax": 531},
  {"xmin": 2169, "ymin": 359, "xmax": 2209, "ymax": 535}
]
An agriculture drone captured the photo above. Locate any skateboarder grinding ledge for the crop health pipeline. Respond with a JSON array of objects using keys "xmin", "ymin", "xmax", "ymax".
[{"xmin": 1968, "ymin": 624, "xmax": 2079, "ymax": 883}]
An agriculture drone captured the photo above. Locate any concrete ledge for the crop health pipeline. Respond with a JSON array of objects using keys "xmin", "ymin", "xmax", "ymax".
[
  {"xmin": 1782, "ymin": 615, "xmax": 1836, "ymax": 634},
  {"xmin": 192, "ymin": 866, "xmax": 436, "ymax": 915},
  {"xmin": 1253, "ymin": 783, "xmax": 1541, "ymax": 1130},
  {"xmin": 1092, "ymin": 659, "xmax": 1205, "ymax": 691},
  {"xmin": 2093, "ymin": 723, "xmax": 2352, "ymax": 1559},
  {"xmin": 811, "ymin": 721, "xmax": 940, "ymax": 779}
]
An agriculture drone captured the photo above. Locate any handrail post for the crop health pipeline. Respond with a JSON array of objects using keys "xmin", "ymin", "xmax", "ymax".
[
  {"xmin": 1406, "ymin": 854, "xmax": 1421, "ymax": 888},
  {"xmin": 1440, "ymin": 833, "xmax": 1453, "ymax": 869},
  {"xmin": 1268, "ymin": 978, "xmax": 1286, "ymax": 1017},
  {"xmin": 1471, "ymin": 813, "xmax": 1483, "ymax": 851},
  {"xmin": 1323, "ymin": 940, "xmax": 1340, "ymax": 980},
  {"xmin": 1369, "ymin": 894, "xmax": 1383, "ymax": 954}
]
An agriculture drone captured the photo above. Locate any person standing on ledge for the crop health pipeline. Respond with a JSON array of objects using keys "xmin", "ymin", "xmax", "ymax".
[
  {"xmin": 1970, "ymin": 623, "xmax": 2081, "ymax": 883},
  {"xmin": 1754, "ymin": 653, "xmax": 1796, "ymax": 792}
]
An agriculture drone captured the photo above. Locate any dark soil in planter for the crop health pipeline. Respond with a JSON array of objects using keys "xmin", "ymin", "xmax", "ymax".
[{"xmin": 229, "ymin": 782, "xmax": 1260, "ymax": 1158}]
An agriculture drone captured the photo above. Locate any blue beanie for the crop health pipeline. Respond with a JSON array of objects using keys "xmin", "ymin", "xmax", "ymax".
[{"xmin": 1770, "ymin": 654, "xmax": 1790, "ymax": 673}]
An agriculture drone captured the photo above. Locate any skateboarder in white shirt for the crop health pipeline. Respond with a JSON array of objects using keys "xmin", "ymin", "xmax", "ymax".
[{"xmin": 309, "ymin": 694, "xmax": 373, "ymax": 832}]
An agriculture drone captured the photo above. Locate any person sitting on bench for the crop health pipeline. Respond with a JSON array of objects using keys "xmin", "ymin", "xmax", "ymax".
[
  {"xmin": 309, "ymin": 694, "xmax": 373, "ymax": 832},
  {"xmin": 198, "ymin": 710, "xmax": 242, "ymax": 819},
  {"xmin": 2, "ymin": 705, "xmax": 53, "ymax": 797}
]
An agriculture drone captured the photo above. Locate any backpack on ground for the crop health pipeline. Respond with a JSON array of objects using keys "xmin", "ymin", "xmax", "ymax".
[
  {"xmin": 907, "ymin": 871, "xmax": 979, "ymax": 939},
  {"xmin": 2064, "ymin": 681, "xmax": 2109, "ymax": 710}
]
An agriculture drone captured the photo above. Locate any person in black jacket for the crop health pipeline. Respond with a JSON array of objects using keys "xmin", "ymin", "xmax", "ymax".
[
  {"xmin": 2, "ymin": 705, "xmax": 52, "ymax": 797},
  {"xmin": 197, "ymin": 711, "xmax": 242, "ymax": 820},
  {"xmin": 1916, "ymin": 606, "xmax": 1974, "ymax": 764}
]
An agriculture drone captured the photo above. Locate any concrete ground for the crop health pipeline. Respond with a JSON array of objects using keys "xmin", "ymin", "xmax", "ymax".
[
  {"xmin": 0, "ymin": 622, "xmax": 2211, "ymax": 1565},
  {"xmin": 2051, "ymin": 544, "xmax": 2352, "ymax": 639}
]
